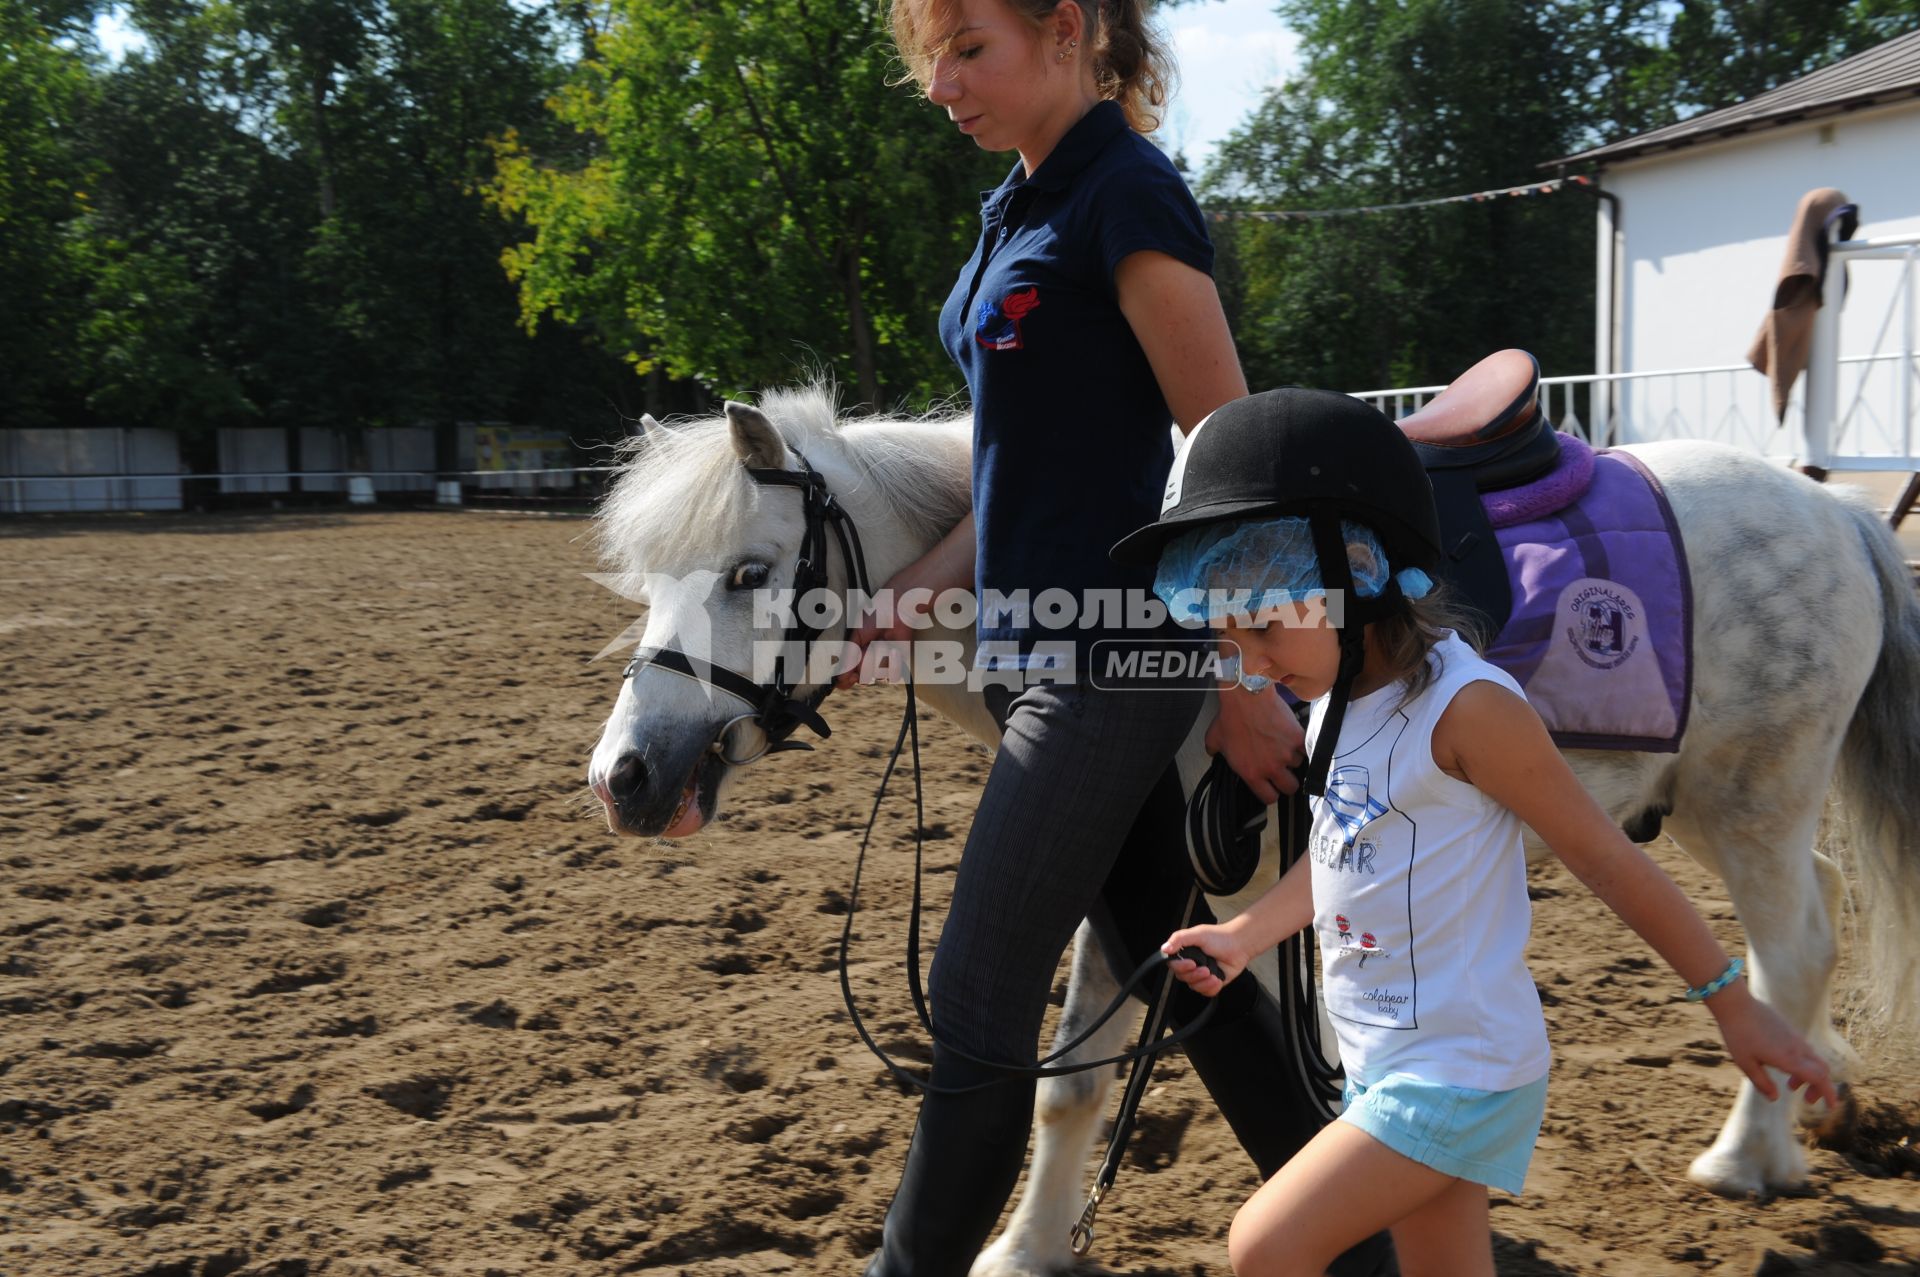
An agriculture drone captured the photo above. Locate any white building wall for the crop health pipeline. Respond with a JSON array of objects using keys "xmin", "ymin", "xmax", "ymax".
[{"xmin": 1604, "ymin": 100, "xmax": 1920, "ymax": 459}]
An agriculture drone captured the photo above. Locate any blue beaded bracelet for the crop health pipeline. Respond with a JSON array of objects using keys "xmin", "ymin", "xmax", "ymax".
[{"xmin": 1684, "ymin": 956, "xmax": 1745, "ymax": 1003}]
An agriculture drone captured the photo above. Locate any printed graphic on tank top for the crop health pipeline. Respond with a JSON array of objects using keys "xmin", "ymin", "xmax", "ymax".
[
  {"xmin": 1304, "ymin": 631, "xmax": 1551, "ymax": 1093},
  {"xmin": 1310, "ymin": 737, "xmax": 1421, "ymax": 1031}
]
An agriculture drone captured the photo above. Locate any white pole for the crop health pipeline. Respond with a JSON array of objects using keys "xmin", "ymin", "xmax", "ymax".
[
  {"xmin": 1803, "ymin": 232, "xmax": 1846, "ymax": 470},
  {"xmin": 1593, "ymin": 187, "xmax": 1615, "ymax": 444},
  {"xmin": 1902, "ymin": 246, "xmax": 1915, "ymax": 466}
]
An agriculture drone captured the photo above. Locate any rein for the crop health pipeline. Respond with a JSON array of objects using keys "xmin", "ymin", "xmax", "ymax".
[
  {"xmin": 622, "ymin": 447, "xmax": 1218, "ymax": 1083},
  {"xmin": 835, "ymin": 667, "xmax": 1225, "ymax": 1095}
]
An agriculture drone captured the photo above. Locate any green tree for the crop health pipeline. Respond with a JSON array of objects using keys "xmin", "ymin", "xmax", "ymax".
[
  {"xmin": 236, "ymin": 0, "xmax": 606, "ymax": 462},
  {"xmin": 1667, "ymin": 0, "xmax": 1920, "ymax": 112},
  {"xmin": 1200, "ymin": 0, "xmax": 1920, "ymax": 399},
  {"xmin": 70, "ymin": 1, "xmax": 316, "ymax": 438},
  {"xmin": 0, "ymin": 1, "xmax": 103, "ymax": 429},
  {"xmin": 59, "ymin": 0, "xmax": 634, "ymax": 462},
  {"xmin": 1204, "ymin": 0, "xmax": 1608, "ymax": 395},
  {"xmin": 485, "ymin": 0, "xmax": 1006, "ymax": 409}
]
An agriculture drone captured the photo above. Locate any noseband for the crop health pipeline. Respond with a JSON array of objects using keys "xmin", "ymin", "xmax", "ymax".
[{"xmin": 621, "ymin": 450, "xmax": 874, "ymax": 756}]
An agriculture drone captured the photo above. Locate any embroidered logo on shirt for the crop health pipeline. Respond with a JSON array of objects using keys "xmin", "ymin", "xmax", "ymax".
[{"xmin": 975, "ymin": 287, "xmax": 1040, "ymax": 351}]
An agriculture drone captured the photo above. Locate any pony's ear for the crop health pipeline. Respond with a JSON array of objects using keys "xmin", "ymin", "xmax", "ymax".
[
  {"xmin": 628, "ymin": 412, "xmax": 663, "ymax": 439},
  {"xmin": 725, "ymin": 401, "xmax": 786, "ymax": 469}
]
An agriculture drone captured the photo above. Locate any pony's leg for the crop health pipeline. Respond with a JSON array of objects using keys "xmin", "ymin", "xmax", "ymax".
[
  {"xmin": 1663, "ymin": 800, "xmax": 1843, "ymax": 1196},
  {"xmin": 971, "ymin": 920, "xmax": 1135, "ymax": 1277},
  {"xmin": 1800, "ymin": 848, "xmax": 1861, "ymax": 1140}
]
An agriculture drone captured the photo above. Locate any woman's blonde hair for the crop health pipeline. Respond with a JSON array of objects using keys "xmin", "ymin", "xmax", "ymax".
[{"xmin": 889, "ymin": 0, "xmax": 1174, "ymax": 132}]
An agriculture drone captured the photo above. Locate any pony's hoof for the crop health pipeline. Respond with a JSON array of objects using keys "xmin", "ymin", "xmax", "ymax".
[
  {"xmin": 1685, "ymin": 1149, "xmax": 1764, "ymax": 1199},
  {"xmin": 969, "ymin": 1234, "xmax": 1071, "ymax": 1277},
  {"xmin": 1686, "ymin": 1144, "xmax": 1808, "ymax": 1199},
  {"xmin": 1805, "ymin": 1080, "xmax": 1858, "ymax": 1146}
]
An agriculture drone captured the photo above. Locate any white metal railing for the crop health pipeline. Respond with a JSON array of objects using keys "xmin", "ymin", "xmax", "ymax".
[
  {"xmin": 1805, "ymin": 233, "xmax": 1920, "ymax": 472},
  {"xmin": 1352, "ymin": 239, "xmax": 1920, "ymax": 468},
  {"xmin": 2, "ymin": 464, "xmax": 622, "ymax": 514},
  {"xmin": 1352, "ymin": 353, "xmax": 1911, "ymax": 459}
]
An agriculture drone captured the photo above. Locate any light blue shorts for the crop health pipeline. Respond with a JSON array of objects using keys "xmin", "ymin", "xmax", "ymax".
[{"xmin": 1338, "ymin": 1071, "xmax": 1548, "ymax": 1194}]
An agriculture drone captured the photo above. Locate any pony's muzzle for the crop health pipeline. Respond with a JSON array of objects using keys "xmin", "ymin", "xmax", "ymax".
[
  {"xmin": 605, "ymin": 751, "xmax": 648, "ymax": 809},
  {"xmin": 593, "ymin": 743, "xmax": 716, "ymax": 838}
]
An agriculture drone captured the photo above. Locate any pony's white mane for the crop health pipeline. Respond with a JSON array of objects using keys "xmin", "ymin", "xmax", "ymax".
[{"xmin": 594, "ymin": 384, "xmax": 972, "ymax": 579}]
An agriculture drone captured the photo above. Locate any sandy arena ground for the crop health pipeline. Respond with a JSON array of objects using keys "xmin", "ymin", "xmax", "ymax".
[{"xmin": 2, "ymin": 511, "xmax": 1916, "ymax": 1277}]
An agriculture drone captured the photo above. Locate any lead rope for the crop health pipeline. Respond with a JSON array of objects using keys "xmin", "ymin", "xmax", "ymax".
[
  {"xmin": 1070, "ymin": 878, "xmax": 1203, "ymax": 1257},
  {"xmin": 1074, "ymin": 774, "xmax": 1343, "ymax": 1257},
  {"xmin": 1275, "ymin": 782, "xmax": 1344, "ymax": 1123},
  {"xmin": 836, "ymin": 670, "xmax": 1226, "ymax": 1094}
]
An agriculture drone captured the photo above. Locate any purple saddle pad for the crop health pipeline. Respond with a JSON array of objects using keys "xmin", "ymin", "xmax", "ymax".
[
  {"xmin": 1486, "ymin": 431, "xmax": 1594, "ymax": 528},
  {"xmin": 1480, "ymin": 441, "xmax": 1693, "ymax": 753}
]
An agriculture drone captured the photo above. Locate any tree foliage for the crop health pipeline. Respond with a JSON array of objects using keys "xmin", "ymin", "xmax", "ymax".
[
  {"xmin": 7, "ymin": 0, "xmax": 638, "ymax": 450},
  {"xmin": 1, "ymin": 1, "xmax": 103, "ymax": 429},
  {"xmin": 6, "ymin": 0, "xmax": 1919, "ymax": 443},
  {"xmin": 1202, "ymin": 0, "xmax": 1920, "ymax": 400},
  {"xmin": 484, "ymin": 0, "xmax": 1006, "ymax": 410},
  {"xmin": 1666, "ymin": 0, "xmax": 1920, "ymax": 111}
]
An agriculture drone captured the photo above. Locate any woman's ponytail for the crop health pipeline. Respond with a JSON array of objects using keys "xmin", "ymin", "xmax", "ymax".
[
  {"xmin": 889, "ymin": 0, "xmax": 1174, "ymax": 133},
  {"xmin": 1088, "ymin": 0, "xmax": 1173, "ymax": 133}
]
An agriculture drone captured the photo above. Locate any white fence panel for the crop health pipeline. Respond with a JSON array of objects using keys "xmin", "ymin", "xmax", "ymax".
[
  {"xmin": 2, "ymin": 428, "xmax": 183, "ymax": 512},
  {"xmin": 300, "ymin": 427, "xmax": 344, "ymax": 493},
  {"xmin": 124, "ymin": 429, "xmax": 182, "ymax": 509},
  {"xmin": 1806, "ymin": 235, "xmax": 1919, "ymax": 472},
  {"xmin": 217, "ymin": 428, "xmax": 290, "ymax": 494},
  {"xmin": 367, "ymin": 428, "xmax": 433, "ymax": 492}
]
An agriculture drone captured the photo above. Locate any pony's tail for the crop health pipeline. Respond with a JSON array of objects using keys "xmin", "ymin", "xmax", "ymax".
[{"xmin": 1833, "ymin": 497, "xmax": 1920, "ymax": 1033}]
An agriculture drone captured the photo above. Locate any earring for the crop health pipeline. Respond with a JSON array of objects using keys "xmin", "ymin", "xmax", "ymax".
[{"xmin": 1056, "ymin": 37, "xmax": 1078, "ymax": 62}]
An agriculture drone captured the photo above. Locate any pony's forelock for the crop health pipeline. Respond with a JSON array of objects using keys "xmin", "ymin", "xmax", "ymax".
[{"xmin": 593, "ymin": 384, "xmax": 971, "ymax": 589}]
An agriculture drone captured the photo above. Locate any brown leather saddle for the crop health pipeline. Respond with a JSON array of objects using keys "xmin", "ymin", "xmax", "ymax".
[{"xmin": 1397, "ymin": 349, "xmax": 1563, "ymax": 634}]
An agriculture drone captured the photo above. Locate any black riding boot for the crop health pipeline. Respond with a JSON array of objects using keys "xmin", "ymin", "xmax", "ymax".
[
  {"xmin": 1175, "ymin": 982, "xmax": 1399, "ymax": 1277},
  {"xmin": 863, "ymin": 1062, "xmax": 1034, "ymax": 1277}
]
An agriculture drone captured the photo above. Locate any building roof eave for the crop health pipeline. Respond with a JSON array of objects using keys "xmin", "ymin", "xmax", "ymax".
[{"xmin": 1540, "ymin": 28, "xmax": 1920, "ymax": 172}]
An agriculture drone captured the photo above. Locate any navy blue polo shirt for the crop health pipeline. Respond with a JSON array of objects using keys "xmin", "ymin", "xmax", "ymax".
[{"xmin": 941, "ymin": 100, "xmax": 1213, "ymax": 671}]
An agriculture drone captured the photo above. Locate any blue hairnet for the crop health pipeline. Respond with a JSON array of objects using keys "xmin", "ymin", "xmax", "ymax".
[{"xmin": 1152, "ymin": 515, "xmax": 1433, "ymax": 627}]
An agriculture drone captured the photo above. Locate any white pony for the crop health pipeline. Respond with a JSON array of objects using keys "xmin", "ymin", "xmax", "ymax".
[{"xmin": 587, "ymin": 385, "xmax": 1920, "ymax": 1277}]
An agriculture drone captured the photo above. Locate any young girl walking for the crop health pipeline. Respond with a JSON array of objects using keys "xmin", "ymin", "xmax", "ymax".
[{"xmin": 1109, "ymin": 386, "xmax": 1840, "ymax": 1277}]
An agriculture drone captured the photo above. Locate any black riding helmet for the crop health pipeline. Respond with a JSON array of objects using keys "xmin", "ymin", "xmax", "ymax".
[
  {"xmin": 1111, "ymin": 387, "xmax": 1439, "ymax": 575},
  {"xmin": 1112, "ymin": 388, "xmax": 1442, "ymax": 800}
]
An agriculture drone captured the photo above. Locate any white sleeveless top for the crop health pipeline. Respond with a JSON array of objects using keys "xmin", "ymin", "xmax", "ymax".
[{"xmin": 1303, "ymin": 631, "xmax": 1551, "ymax": 1092}]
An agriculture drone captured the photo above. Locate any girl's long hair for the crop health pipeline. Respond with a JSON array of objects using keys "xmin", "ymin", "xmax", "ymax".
[{"xmin": 1370, "ymin": 581, "xmax": 1492, "ymax": 707}]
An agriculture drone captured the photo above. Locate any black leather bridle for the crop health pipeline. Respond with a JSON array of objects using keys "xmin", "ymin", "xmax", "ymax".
[{"xmin": 620, "ymin": 450, "xmax": 872, "ymax": 760}]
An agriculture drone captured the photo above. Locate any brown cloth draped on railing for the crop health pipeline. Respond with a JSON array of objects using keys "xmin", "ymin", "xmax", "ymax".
[{"xmin": 1747, "ymin": 188, "xmax": 1860, "ymax": 420}]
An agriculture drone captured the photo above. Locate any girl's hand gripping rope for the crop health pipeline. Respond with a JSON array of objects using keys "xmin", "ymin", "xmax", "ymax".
[{"xmin": 1161, "ymin": 923, "xmax": 1251, "ymax": 998}]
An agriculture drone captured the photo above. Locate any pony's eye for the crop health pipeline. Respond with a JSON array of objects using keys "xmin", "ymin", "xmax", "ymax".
[{"xmin": 730, "ymin": 562, "xmax": 771, "ymax": 591}]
